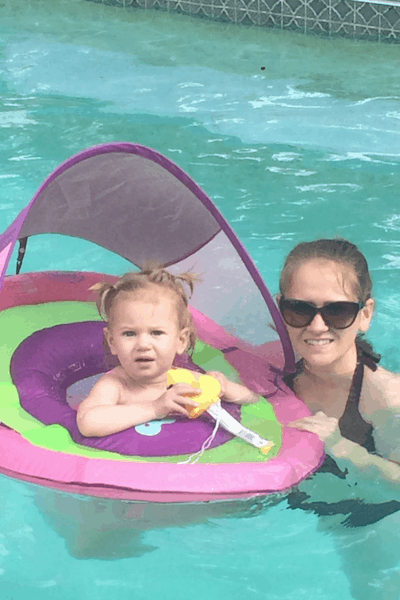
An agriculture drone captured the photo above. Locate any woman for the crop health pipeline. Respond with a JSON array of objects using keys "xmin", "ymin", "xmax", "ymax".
[
  {"xmin": 278, "ymin": 238, "xmax": 400, "ymax": 483},
  {"xmin": 277, "ymin": 239, "xmax": 400, "ymax": 600}
]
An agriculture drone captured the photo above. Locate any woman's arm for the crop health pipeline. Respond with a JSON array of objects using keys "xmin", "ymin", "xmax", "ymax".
[
  {"xmin": 287, "ymin": 366, "xmax": 400, "ymax": 484},
  {"xmin": 288, "ymin": 410, "xmax": 400, "ymax": 485},
  {"xmin": 327, "ymin": 432, "xmax": 400, "ymax": 484}
]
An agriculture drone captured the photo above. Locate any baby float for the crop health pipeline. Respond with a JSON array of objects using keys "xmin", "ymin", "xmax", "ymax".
[{"xmin": 0, "ymin": 142, "xmax": 324, "ymax": 502}]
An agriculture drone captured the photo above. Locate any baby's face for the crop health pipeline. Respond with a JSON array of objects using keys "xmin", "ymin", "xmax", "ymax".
[{"xmin": 105, "ymin": 291, "xmax": 188, "ymax": 383}]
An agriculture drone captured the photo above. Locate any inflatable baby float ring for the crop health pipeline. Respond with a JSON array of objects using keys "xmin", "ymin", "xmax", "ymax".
[
  {"xmin": 0, "ymin": 271, "xmax": 325, "ymax": 502},
  {"xmin": 10, "ymin": 321, "xmax": 241, "ymax": 457},
  {"xmin": 0, "ymin": 139, "xmax": 325, "ymax": 501}
]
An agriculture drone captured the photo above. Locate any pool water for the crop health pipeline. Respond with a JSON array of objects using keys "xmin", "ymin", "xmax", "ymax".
[{"xmin": 1, "ymin": 1, "xmax": 400, "ymax": 598}]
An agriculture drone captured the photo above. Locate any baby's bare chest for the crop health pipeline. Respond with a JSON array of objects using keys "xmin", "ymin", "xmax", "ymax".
[{"xmin": 117, "ymin": 385, "xmax": 165, "ymax": 406}]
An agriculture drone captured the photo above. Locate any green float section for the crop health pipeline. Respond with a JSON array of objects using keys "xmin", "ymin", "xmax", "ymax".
[{"xmin": 0, "ymin": 302, "xmax": 281, "ymax": 464}]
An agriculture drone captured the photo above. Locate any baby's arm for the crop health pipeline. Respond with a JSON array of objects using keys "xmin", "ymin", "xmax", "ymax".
[
  {"xmin": 206, "ymin": 371, "xmax": 259, "ymax": 404},
  {"xmin": 77, "ymin": 374, "xmax": 200, "ymax": 437}
]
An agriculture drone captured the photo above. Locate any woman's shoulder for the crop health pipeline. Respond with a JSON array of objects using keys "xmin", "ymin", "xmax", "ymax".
[
  {"xmin": 360, "ymin": 367, "xmax": 400, "ymax": 461},
  {"xmin": 363, "ymin": 365, "xmax": 400, "ymax": 411}
]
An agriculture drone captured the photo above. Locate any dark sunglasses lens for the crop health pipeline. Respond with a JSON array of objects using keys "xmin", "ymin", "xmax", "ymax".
[
  {"xmin": 280, "ymin": 300, "xmax": 361, "ymax": 329},
  {"xmin": 280, "ymin": 301, "xmax": 315, "ymax": 327},
  {"xmin": 322, "ymin": 302, "xmax": 360, "ymax": 329}
]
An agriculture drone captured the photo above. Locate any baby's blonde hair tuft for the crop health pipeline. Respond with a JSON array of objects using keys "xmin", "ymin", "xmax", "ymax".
[{"xmin": 90, "ymin": 267, "xmax": 201, "ymax": 354}]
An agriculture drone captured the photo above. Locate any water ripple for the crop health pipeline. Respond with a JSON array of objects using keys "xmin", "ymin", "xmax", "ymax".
[
  {"xmin": 296, "ymin": 183, "xmax": 362, "ymax": 192},
  {"xmin": 4, "ymin": 36, "xmax": 400, "ymax": 153}
]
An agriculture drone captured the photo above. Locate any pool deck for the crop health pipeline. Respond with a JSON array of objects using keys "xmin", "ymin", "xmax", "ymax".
[{"xmin": 89, "ymin": 0, "xmax": 400, "ymax": 42}]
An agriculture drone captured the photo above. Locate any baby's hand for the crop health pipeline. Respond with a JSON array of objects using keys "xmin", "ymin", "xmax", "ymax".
[
  {"xmin": 153, "ymin": 383, "xmax": 201, "ymax": 419},
  {"xmin": 206, "ymin": 371, "xmax": 227, "ymax": 397},
  {"xmin": 205, "ymin": 371, "xmax": 258, "ymax": 404}
]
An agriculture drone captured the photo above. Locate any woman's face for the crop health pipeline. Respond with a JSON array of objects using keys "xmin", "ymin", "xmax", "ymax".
[{"xmin": 282, "ymin": 259, "xmax": 374, "ymax": 372}]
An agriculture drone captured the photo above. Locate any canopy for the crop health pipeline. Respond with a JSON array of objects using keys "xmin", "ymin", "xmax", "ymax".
[{"xmin": 0, "ymin": 142, "xmax": 294, "ymax": 370}]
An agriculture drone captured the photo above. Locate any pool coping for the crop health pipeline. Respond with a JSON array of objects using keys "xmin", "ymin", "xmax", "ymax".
[{"xmin": 87, "ymin": 0, "xmax": 400, "ymax": 43}]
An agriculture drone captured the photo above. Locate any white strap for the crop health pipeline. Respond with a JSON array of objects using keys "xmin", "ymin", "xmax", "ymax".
[
  {"xmin": 207, "ymin": 404, "xmax": 272, "ymax": 450},
  {"xmin": 178, "ymin": 405, "xmax": 222, "ymax": 465}
]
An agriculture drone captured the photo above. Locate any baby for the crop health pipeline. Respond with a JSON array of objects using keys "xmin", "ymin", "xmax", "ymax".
[{"xmin": 77, "ymin": 268, "xmax": 258, "ymax": 437}]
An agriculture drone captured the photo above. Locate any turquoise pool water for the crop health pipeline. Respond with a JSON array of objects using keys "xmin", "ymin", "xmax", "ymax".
[{"xmin": 1, "ymin": 1, "xmax": 400, "ymax": 598}]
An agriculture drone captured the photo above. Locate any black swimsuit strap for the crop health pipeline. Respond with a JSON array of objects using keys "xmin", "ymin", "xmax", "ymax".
[
  {"xmin": 338, "ymin": 345, "xmax": 379, "ymax": 452},
  {"xmin": 285, "ymin": 345, "xmax": 398, "ymax": 528},
  {"xmin": 283, "ymin": 343, "xmax": 380, "ymax": 452}
]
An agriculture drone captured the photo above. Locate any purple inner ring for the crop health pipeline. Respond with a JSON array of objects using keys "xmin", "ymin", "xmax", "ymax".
[{"xmin": 10, "ymin": 321, "xmax": 240, "ymax": 457}]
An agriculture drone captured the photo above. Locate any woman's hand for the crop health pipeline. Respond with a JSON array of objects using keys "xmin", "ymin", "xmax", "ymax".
[{"xmin": 287, "ymin": 411, "xmax": 342, "ymax": 448}]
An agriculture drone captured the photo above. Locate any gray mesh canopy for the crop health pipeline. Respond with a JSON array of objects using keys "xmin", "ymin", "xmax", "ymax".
[{"xmin": 0, "ymin": 142, "xmax": 294, "ymax": 368}]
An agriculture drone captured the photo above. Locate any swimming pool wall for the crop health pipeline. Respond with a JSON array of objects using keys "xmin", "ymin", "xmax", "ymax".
[{"xmin": 89, "ymin": 0, "xmax": 400, "ymax": 42}]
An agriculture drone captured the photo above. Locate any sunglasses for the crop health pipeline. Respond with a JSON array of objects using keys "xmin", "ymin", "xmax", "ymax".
[{"xmin": 279, "ymin": 298, "xmax": 364, "ymax": 330}]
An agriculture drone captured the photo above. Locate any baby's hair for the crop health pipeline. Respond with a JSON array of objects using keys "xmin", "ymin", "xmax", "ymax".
[
  {"xmin": 279, "ymin": 238, "xmax": 372, "ymax": 304},
  {"xmin": 90, "ymin": 268, "xmax": 200, "ymax": 354}
]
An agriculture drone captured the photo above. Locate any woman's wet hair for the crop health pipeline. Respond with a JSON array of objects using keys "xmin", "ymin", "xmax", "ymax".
[
  {"xmin": 279, "ymin": 238, "xmax": 372, "ymax": 304},
  {"xmin": 90, "ymin": 268, "xmax": 200, "ymax": 354}
]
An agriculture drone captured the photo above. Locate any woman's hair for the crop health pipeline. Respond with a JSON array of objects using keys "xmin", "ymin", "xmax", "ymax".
[
  {"xmin": 91, "ymin": 268, "xmax": 200, "ymax": 354},
  {"xmin": 279, "ymin": 238, "xmax": 372, "ymax": 304}
]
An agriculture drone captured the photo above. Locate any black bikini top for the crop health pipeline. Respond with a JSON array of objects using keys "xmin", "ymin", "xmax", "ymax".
[
  {"xmin": 283, "ymin": 340, "xmax": 380, "ymax": 452},
  {"xmin": 339, "ymin": 344, "xmax": 380, "ymax": 452}
]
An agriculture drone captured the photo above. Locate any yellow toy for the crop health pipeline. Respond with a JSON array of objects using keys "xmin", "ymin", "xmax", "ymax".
[
  {"xmin": 167, "ymin": 368, "xmax": 274, "ymax": 456},
  {"xmin": 167, "ymin": 368, "xmax": 221, "ymax": 418}
]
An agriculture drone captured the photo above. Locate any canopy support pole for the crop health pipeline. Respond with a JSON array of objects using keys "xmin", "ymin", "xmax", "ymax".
[{"xmin": 16, "ymin": 237, "xmax": 28, "ymax": 275}]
